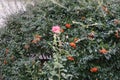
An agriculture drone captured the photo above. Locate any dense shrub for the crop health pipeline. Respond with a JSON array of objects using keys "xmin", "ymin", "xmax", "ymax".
[{"xmin": 0, "ymin": 0, "xmax": 120, "ymax": 80}]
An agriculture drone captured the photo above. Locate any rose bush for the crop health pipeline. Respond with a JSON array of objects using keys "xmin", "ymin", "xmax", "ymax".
[{"xmin": 0, "ymin": 0, "xmax": 120, "ymax": 80}]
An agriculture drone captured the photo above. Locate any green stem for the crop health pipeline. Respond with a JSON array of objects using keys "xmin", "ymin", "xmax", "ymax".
[
  {"xmin": 53, "ymin": 33, "xmax": 61, "ymax": 80},
  {"xmin": 57, "ymin": 53, "xmax": 61, "ymax": 80}
]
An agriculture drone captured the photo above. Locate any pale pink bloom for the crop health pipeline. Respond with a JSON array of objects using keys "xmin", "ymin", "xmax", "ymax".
[{"xmin": 52, "ymin": 25, "xmax": 61, "ymax": 33}]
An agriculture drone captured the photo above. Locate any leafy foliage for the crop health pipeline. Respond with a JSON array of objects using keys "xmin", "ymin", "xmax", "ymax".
[{"xmin": 0, "ymin": 0, "xmax": 120, "ymax": 80}]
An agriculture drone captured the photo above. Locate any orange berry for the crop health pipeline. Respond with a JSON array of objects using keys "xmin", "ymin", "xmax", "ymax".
[
  {"xmin": 70, "ymin": 42, "xmax": 76, "ymax": 48},
  {"xmin": 67, "ymin": 56, "xmax": 74, "ymax": 61},
  {"xmin": 35, "ymin": 34, "xmax": 41, "ymax": 39},
  {"xmin": 35, "ymin": 34, "xmax": 41, "ymax": 41},
  {"xmin": 60, "ymin": 28, "xmax": 64, "ymax": 33},
  {"xmin": 5, "ymin": 48, "xmax": 9, "ymax": 55},
  {"xmin": 65, "ymin": 23, "xmax": 71, "ymax": 28},
  {"xmin": 114, "ymin": 19, "xmax": 120, "ymax": 25},
  {"xmin": 90, "ymin": 67, "xmax": 98, "ymax": 73},
  {"xmin": 36, "ymin": 38, "xmax": 41, "ymax": 42},
  {"xmin": 81, "ymin": 17, "xmax": 86, "ymax": 20},
  {"xmin": 115, "ymin": 31, "xmax": 120, "ymax": 38},
  {"xmin": 32, "ymin": 39, "xmax": 38, "ymax": 44},
  {"xmin": 32, "ymin": 34, "xmax": 41, "ymax": 44},
  {"xmin": 24, "ymin": 44, "xmax": 30, "ymax": 49},
  {"xmin": 99, "ymin": 48, "xmax": 108, "ymax": 54},
  {"xmin": 4, "ymin": 60, "xmax": 7, "ymax": 65},
  {"xmin": 102, "ymin": 5, "xmax": 109, "ymax": 14},
  {"xmin": 74, "ymin": 38, "xmax": 79, "ymax": 43}
]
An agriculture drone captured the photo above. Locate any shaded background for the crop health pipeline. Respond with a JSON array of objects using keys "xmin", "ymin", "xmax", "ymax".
[{"xmin": 0, "ymin": 0, "xmax": 34, "ymax": 28}]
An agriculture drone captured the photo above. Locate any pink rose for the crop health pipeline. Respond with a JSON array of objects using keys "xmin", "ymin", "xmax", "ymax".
[{"xmin": 52, "ymin": 25, "xmax": 61, "ymax": 33}]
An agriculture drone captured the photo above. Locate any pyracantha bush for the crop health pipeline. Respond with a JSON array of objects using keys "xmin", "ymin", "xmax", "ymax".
[{"xmin": 0, "ymin": 0, "xmax": 120, "ymax": 80}]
